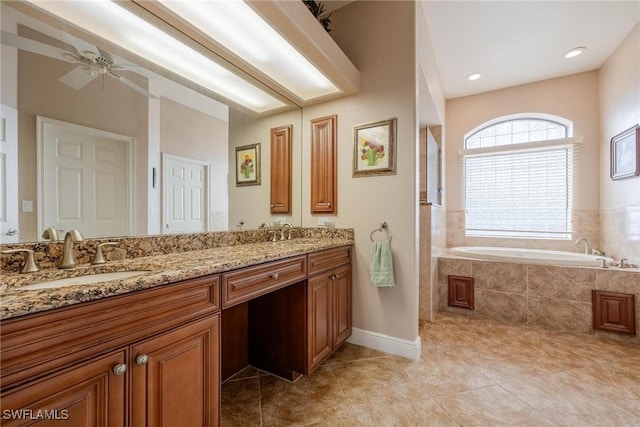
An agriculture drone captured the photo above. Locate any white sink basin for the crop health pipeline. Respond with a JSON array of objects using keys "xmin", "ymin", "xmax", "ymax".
[{"xmin": 19, "ymin": 271, "xmax": 152, "ymax": 291}]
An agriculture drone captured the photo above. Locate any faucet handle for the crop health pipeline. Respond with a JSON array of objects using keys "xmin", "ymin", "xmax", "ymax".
[
  {"xmin": 596, "ymin": 258, "xmax": 609, "ymax": 269},
  {"xmin": 92, "ymin": 242, "xmax": 119, "ymax": 265},
  {"xmin": 1, "ymin": 249, "xmax": 40, "ymax": 273}
]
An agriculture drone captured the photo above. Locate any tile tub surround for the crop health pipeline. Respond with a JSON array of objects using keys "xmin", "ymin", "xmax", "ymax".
[
  {"xmin": 0, "ymin": 236, "xmax": 353, "ymax": 319},
  {"xmin": 222, "ymin": 313, "xmax": 640, "ymax": 426},
  {"xmin": 0, "ymin": 228, "xmax": 353, "ymax": 274},
  {"xmin": 437, "ymin": 256, "xmax": 640, "ymax": 345},
  {"xmin": 446, "ymin": 209, "xmax": 602, "ymax": 253}
]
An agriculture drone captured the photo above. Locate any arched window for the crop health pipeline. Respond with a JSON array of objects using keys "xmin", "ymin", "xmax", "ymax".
[{"xmin": 462, "ymin": 115, "xmax": 577, "ymax": 239}]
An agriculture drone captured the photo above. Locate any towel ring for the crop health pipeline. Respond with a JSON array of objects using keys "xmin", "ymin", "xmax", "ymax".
[{"xmin": 370, "ymin": 222, "xmax": 392, "ymax": 242}]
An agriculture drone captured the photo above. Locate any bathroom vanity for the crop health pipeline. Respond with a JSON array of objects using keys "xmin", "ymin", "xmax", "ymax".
[{"xmin": 0, "ymin": 238, "xmax": 352, "ymax": 427}]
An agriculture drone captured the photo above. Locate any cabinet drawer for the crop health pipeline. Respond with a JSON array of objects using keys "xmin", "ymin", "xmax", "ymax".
[
  {"xmin": 222, "ymin": 256, "xmax": 307, "ymax": 308},
  {"xmin": 308, "ymin": 246, "xmax": 352, "ymax": 276}
]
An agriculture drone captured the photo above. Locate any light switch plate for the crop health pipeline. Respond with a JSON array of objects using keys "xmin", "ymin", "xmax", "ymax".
[{"xmin": 22, "ymin": 200, "xmax": 33, "ymax": 212}]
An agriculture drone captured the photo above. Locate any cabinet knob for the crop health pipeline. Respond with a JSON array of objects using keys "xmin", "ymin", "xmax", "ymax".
[
  {"xmin": 112, "ymin": 363, "xmax": 127, "ymax": 376},
  {"xmin": 271, "ymin": 272, "xmax": 279, "ymax": 280},
  {"xmin": 135, "ymin": 354, "xmax": 149, "ymax": 366},
  {"xmin": 270, "ymin": 204, "xmax": 275, "ymax": 208},
  {"xmin": 329, "ymin": 274, "xmax": 336, "ymax": 280}
]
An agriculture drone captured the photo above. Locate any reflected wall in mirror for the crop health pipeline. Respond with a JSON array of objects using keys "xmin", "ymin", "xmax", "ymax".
[
  {"xmin": 228, "ymin": 108, "xmax": 301, "ymax": 230},
  {"xmin": 0, "ymin": 2, "xmax": 302, "ymax": 243}
]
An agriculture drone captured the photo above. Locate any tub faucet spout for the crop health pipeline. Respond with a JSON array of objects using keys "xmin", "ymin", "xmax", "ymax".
[{"xmin": 574, "ymin": 238, "xmax": 590, "ymax": 255}]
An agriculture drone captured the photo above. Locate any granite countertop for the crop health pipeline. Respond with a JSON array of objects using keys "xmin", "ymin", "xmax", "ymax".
[{"xmin": 0, "ymin": 238, "xmax": 353, "ymax": 320}]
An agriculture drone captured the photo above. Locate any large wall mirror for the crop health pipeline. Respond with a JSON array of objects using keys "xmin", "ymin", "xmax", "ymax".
[{"xmin": 0, "ymin": 1, "xmax": 302, "ymax": 243}]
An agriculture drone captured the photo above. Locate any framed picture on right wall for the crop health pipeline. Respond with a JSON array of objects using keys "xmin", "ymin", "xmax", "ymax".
[{"xmin": 610, "ymin": 124, "xmax": 639, "ymax": 180}]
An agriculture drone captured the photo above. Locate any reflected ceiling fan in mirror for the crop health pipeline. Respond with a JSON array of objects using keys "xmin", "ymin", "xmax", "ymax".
[{"xmin": 1, "ymin": 30, "xmax": 158, "ymax": 99}]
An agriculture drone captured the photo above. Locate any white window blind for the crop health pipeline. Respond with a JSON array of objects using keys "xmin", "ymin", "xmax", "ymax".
[{"xmin": 463, "ymin": 117, "xmax": 574, "ymax": 239}]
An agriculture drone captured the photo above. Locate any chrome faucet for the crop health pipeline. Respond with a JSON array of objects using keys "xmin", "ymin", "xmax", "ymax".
[
  {"xmin": 574, "ymin": 238, "xmax": 590, "ymax": 255},
  {"xmin": 59, "ymin": 229, "xmax": 84, "ymax": 269}
]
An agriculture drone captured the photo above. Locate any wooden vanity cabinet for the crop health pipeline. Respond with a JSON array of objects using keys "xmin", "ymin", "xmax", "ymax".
[
  {"xmin": 0, "ymin": 350, "xmax": 127, "ymax": 427},
  {"xmin": 306, "ymin": 247, "xmax": 352, "ymax": 373},
  {"xmin": 270, "ymin": 125, "xmax": 292, "ymax": 214},
  {"xmin": 0, "ymin": 275, "xmax": 221, "ymax": 427},
  {"xmin": 310, "ymin": 115, "xmax": 337, "ymax": 214}
]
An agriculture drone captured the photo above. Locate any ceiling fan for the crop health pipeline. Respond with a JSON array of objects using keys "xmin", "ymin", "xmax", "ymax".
[{"xmin": 1, "ymin": 30, "xmax": 158, "ymax": 99}]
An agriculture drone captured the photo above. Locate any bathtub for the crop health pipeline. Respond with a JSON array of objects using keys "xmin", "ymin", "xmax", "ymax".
[{"xmin": 448, "ymin": 246, "xmax": 614, "ymax": 267}]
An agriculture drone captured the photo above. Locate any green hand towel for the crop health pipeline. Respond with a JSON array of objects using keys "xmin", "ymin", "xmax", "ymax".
[{"xmin": 370, "ymin": 240, "xmax": 395, "ymax": 287}]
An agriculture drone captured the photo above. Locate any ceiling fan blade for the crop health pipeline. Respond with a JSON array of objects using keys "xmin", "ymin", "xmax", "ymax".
[
  {"xmin": 60, "ymin": 32, "xmax": 99, "ymax": 58},
  {"xmin": 59, "ymin": 67, "xmax": 97, "ymax": 90},
  {"xmin": 108, "ymin": 71, "xmax": 159, "ymax": 99},
  {"xmin": 1, "ymin": 30, "xmax": 76, "ymax": 62}
]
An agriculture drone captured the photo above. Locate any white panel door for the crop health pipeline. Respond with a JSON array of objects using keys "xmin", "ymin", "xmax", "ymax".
[
  {"xmin": 39, "ymin": 117, "xmax": 132, "ymax": 238},
  {"xmin": 163, "ymin": 154, "xmax": 208, "ymax": 234},
  {"xmin": 0, "ymin": 105, "xmax": 19, "ymax": 243}
]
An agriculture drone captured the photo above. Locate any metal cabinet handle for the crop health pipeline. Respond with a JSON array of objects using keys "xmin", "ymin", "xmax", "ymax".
[
  {"xmin": 112, "ymin": 363, "xmax": 127, "ymax": 376},
  {"xmin": 135, "ymin": 354, "xmax": 149, "ymax": 365},
  {"xmin": 271, "ymin": 272, "xmax": 279, "ymax": 280}
]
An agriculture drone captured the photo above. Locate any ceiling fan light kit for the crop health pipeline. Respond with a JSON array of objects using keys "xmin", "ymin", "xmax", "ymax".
[{"xmin": 1, "ymin": 29, "xmax": 157, "ymax": 99}]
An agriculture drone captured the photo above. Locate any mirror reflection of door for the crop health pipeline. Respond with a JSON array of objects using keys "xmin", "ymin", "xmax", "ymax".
[
  {"xmin": 162, "ymin": 153, "xmax": 208, "ymax": 234},
  {"xmin": 1, "ymin": 104, "xmax": 19, "ymax": 243},
  {"xmin": 37, "ymin": 117, "xmax": 132, "ymax": 239}
]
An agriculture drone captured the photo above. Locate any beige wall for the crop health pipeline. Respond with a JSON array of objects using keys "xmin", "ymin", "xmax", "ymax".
[
  {"xmin": 445, "ymin": 71, "xmax": 601, "ymax": 251},
  {"xmin": 17, "ymin": 50, "xmax": 149, "ymax": 241},
  {"xmin": 300, "ymin": 1, "xmax": 420, "ymax": 342},
  {"xmin": 599, "ymin": 23, "xmax": 640, "ymax": 264},
  {"xmin": 160, "ymin": 98, "xmax": 229, "ymax": 230},
  {"xmin": 228, "ymin": 108, "xmax": 302, "ymax": 230}
]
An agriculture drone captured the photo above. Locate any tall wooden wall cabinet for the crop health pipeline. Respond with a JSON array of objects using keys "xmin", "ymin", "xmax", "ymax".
[
  {"xmin": 310, "ymin": 115, "xmax": 337, "ymax": 214},
  {"xmin": 270, "ymin": 125, "xmax": 292, "ymax": 214}
]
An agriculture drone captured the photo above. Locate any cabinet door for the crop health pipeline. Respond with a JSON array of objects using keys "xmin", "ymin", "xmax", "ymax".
[
  {"xmin": 306, "ymin": 273, "xmax": 333, "ymax": 373},
  {"xmin": 270, "ymin": 125, "xmax": 292, "ymax": 214},
  {"xmin": 333, "ymin": 264, "xmax": 352, "ymax": 347},
  {"xmin": 0, "ymin": 350, "xmax": 126, "ymax": 427},
  {"xmin": 131, "ymin": 315, "xmax": 220, "ymax": 427},
  {"xmin": 310, "ymin": 115, "xmax": 337, "ymax": 213}
]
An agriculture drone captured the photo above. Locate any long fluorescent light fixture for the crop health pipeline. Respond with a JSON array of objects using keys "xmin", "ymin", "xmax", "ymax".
[
  {"xmin": 25, "ymin": 0, "xmax": 286, "ymax": 113},
  {"xmin": 159, "ymin": 0, "xmax": 340, "ymax": 101}
]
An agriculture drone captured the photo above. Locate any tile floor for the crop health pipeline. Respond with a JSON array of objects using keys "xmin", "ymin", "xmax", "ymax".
[{"xmin": 221, "ymin": 312, "xmax": 640, "ymax": 426}]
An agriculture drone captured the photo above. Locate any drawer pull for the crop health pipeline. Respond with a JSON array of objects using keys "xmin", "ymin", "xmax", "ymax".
[
  {"xmin": 135, "ymin": 354, "xmax": 149, "ymax": 366},
  {"xmin": 112, "ymin": 363, "xmax": 127, "ymax": 376},
  {"xmin": 271, "ymin": 272, "xmax": 279, "ymax": 280}
]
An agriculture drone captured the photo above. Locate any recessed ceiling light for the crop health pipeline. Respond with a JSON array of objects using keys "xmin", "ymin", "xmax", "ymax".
[
  {"xmin": 564, "ymin": 47, "xmax": 586, "ymax": 59},
  {"xmin": 468, "ymin": 73, "xmax": 481, "ymax": 81}
]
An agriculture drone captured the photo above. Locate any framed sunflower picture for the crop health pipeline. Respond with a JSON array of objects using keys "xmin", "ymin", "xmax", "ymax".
[
  {"xmin": 353, "ymin": 118, "xmax": 397, "ymax": 177},
  {"xmin": 235, "ymin": 143, "xmax": 261, "ymax": 186}
]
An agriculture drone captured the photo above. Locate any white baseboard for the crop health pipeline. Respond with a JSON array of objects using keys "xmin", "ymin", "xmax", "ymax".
[{"xmin": 347, "ymin": 327, "xmax": 422, "ymax": 361}]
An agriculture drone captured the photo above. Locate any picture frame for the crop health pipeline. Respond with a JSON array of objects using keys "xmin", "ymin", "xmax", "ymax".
[
  {"xmin": 353, "ymin": 118, "xmax": 397, "ymax": 177},
  {"xmin": 235, "ymin": 143, "xmax": 261, "ymax": 186},
  {"xmin": 610, "ymin": 124, "xmax": 639, "ymax": 180}
]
